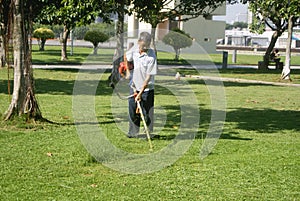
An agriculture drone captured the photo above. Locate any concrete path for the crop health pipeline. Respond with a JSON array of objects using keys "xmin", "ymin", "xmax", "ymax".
[{"xmin": 189, "ymin": 75, "xmax": 300, "ymax": 87}]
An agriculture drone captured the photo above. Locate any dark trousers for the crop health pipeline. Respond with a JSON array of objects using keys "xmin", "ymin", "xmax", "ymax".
[{"xmin": 128, "ymin": 90, "xmax": 154, "ymax": 136}]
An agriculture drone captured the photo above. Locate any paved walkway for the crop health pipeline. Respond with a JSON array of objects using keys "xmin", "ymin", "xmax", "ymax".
[{"xmin": 189, "ymin": 75, "xmax": 300, "ymax": 87}]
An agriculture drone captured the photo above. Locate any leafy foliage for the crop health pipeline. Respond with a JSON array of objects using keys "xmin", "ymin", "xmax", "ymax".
[
  {"xmin": 249, "ymin": 0, "xmax": 300, "ymax": 33},
  {"xmin": 35, "ymin": 0, "xmax": 113, "ymax": 60},
  {"xmin": 33, "ymin": 28, "xmax": 55, "ymax": 51},
  {"xmin": 33, "ymin": 28, "xmax": 55, "ymax": 40},
  {"xmin": 84, "ymin": 30, "xmax": 109, "ymax": 55},
  {"xmin": 226, "ymin": 22, "xmax": 248, "ymax": 30},
  {"xmin": 84, "ymin": 30, "xmax": 109, "ymax": 45},
  {"xmin": 248, "ymin": 0, "xmax": 300, "ymax": 67},
  {"xmin": 88, "ymin": 23, "xmax": 116, "ymax": 38},
  {"xmin": 129, "ymin": 0, "xmax": 248, "ymax": 52},
  {"xmin": 73, "ymin": 26, "xmax": 90, "ymax": 40},
  {"xmin": 131, "ymin": 0, "xmax": 246, "ymax": 25},
  {"xmin": 37, "ymin": 0, "xmax": 112, "ymax": 29},
  {"xmin": 162, "ymin": 28, "xmax": 193, "ymax": 60}
]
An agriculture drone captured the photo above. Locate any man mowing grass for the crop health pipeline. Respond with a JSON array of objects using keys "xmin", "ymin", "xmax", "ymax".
[{"xmin": 125, "ymin": 32, "xmax": 157, "ymax": 139}]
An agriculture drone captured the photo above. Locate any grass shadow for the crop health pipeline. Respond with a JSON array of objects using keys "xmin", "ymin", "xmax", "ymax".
[
  {"xmin": 149, "ymin": 106, "xmax": 299, "ymax": 141},
  {"xmin": 226, "ymin": 108, "xmax": 300, "ymax": 133},
  {"xmin": 32, "ymin": 69, "xmax": 114, "ymax": 95}
]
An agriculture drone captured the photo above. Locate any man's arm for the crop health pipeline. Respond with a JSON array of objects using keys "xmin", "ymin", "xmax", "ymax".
[
  {"xmin": 124, "ymin": 54, "xmax": 131, "ymax": 79},
  {"xmin": 135, "ymin": 75, "xmax": 152, "ymax": 102}
]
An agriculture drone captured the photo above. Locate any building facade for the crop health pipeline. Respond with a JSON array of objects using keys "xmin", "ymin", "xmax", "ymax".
[{"xmin": 127, "ymin": 3, "xmax": 227, "ymax": 54}]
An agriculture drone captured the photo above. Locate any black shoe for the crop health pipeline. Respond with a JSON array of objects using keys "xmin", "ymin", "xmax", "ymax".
[
  {"xmin": 137, "ymin": 133, "xmax": 157, "ymax": 140},
  {"xmin": 127, "ymin": 133, "xmax": 138, "ymax": 138},
  {"xmin": 136, "ymin": 134, "xmax": 147, "ymax": 140}
]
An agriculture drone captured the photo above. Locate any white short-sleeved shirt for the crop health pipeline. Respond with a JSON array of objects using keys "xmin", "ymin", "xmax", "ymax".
[{"xmin": 126, "ymin": 46, "xmax": 157, "ymax": 91}]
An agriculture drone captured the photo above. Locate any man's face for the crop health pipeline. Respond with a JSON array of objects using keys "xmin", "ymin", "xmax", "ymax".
[{"xmin": 138, "ymin": 40, "xmax": 148, "ymax": 53}]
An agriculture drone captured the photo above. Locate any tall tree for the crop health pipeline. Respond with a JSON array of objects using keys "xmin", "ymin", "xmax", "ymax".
[
  {"xmin": 249, "ymin": 0, "xmax": 300, "ymax": 72},
  {"xmin": 0, "ymin": 0, "xmax": 11, "ymax": 67},
  {"xmin": 108, "ymin": 0, "xmax": 131, "ymax": 88},
  {"xmin": 37, "ymin": 0, "xmax": 112, "ymax": 61},
  {"xmin": 4, "ymin": 0, "xmax": 42, "ymax": 120},
  {"xmin": 280, "ymin": 0, "xmax": 300, "ymax": 80},
  {"xmin": 281, "ymin": 15, "xmax": 293, "ymax": 80}
]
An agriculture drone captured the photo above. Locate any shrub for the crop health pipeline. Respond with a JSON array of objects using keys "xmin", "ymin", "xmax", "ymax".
[
  {"xmin": 162, "ymin": 28, "xmax": 193, "ymax": 61},
  {"xmin": 33, "ymin": 28, "xmax": 55, "ymax": 51},
  {"xmin": 84, "ymin": 30, "xmax": 109, "ymax": 55}
]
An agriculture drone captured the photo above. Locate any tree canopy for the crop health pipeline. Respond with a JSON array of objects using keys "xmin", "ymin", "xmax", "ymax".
[
  {"xmin": 248, "ymin": 0, "xmax": 300, "ymax": 75},
  {"xmin": 33, "ymin": 28, "xmax": 55, "ymax": 51},
  {"xmin": 226, "ymin": 22, "xmax": 248, "ymax": 30},
  {"xmin": 162, "ymin": 28, "xmax": 193, "ymax": 61},
  {"xmin": 36, "ymin": 0, "xmax": 113, "ymax": 60},
  {"xmin": 84, "ymin": 30, "xmax": 109, "ymax": 55},
  {"xmin": 130, "ymin": 0, "xmax": 248, "ymax": 50}
]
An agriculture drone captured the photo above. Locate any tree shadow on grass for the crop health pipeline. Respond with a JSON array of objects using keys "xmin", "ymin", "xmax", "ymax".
[
  {"xmin": 225, "ymin": 108, "xmax": 300, "ymax": 133},
  {"xmin": 58, "ymin": 95, "xmax": 299, "ymax": 143},
  {"xmin": 152, "ymin": 107, "xmax": 300, "ymax": 141},
  {"xmin": 0, "ymin": 68, "xmax": 111, "ymax": 95},
  {"xmin": 32, "ymin": 69, "xmax": 114, "ymax": 95},
  {"xmin": 2, "ymin": 68, "xmax": 298, "ymax": 137},
  {"xmin": 33, "ymin": 49, "xmax": 114, "ymax": 65}
]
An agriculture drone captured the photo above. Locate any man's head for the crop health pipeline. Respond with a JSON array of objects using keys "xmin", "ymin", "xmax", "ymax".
[{"xmin": 138, "ymin": 32, "xmax": 151, "ymax": 51}]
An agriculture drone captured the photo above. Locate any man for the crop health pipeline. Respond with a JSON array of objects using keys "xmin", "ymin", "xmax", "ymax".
[
  {"xmin": 270, "ymin": 49, "xmax": 280, "ymax": 61},
  {"xmin": 270, "ymin": 49, "xmax": 281, "ymax": 69},
  {"xmin": 125, "ymin": 32, "xmax": 157, "ymax": 138}
]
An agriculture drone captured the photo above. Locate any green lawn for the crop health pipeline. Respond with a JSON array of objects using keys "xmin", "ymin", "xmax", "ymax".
[{"xmin": 0, "ymin": 68, "xmax": 299, "ymax": 200}]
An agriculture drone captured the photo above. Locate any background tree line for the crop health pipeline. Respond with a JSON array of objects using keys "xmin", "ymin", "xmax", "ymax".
[
  {"xmin": 33, "ymin": 23, "xmax": 116, "ymax": 40},
  {"xmin": 226, "ymin": 22, "xmax": 248, "ymax": 30}
]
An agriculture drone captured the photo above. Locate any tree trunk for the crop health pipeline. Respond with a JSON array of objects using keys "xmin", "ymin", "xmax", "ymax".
[
  {"xmin": 263, "ymin": 29, "xmax": 283, "ymax": 69},
  {"xmin": 0, "ymin": 3, "xmax": 6, "ymax": 67},
  {"xmin": 109, "ymin": 2, "xmax": 124, "ymax": 87},
  {"xmin": 0, "ymin": 34, "xmax": 6, "ymax": 67},
  {"xmin": 0, "ymin": 0, "xmax": 12, "ymax": 68},
  {"xmin": 93, "ymin": 44, "xmax": 98, "ymax": 55},
  {"xmin": 40, "ymin": 39, "xmax": 46, "ymax": 51},
  {"xmin": 4, "ymin": 0, "xmax": 42, "ymax": 121},
  {"xmin": 0, "ymin": 11, "xmax": 8, "ymax": 68},
  {"xmin": 61, "ymin": 25, "xmax": 70, "ymax": 61},
  {"xmin": 281, "ymin": 16, "xmax": 293, "ymax": 81},
  {"xmin": 150, "ymin": 26, "xmax": 157, "ymax": 55},
  {"xmin": 174, "ymin": 48, "xmax": 179, "ymax": 61},
  {"xmin": 116, "ymin": 4, "xmax": 124, "ymax": 59}
]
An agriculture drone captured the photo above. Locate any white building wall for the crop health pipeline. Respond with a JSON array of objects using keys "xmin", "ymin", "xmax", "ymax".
[
  {"xmin": 127, "ymin": 2, "xmax": 227, "ymax": 53},
  {"xmin": 182, "ymin": 17, "xmax": 226, "ymax": 53},
  {"xmin": 211, "ymin": 3, "xmax": 226, "ymax": 16}
]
